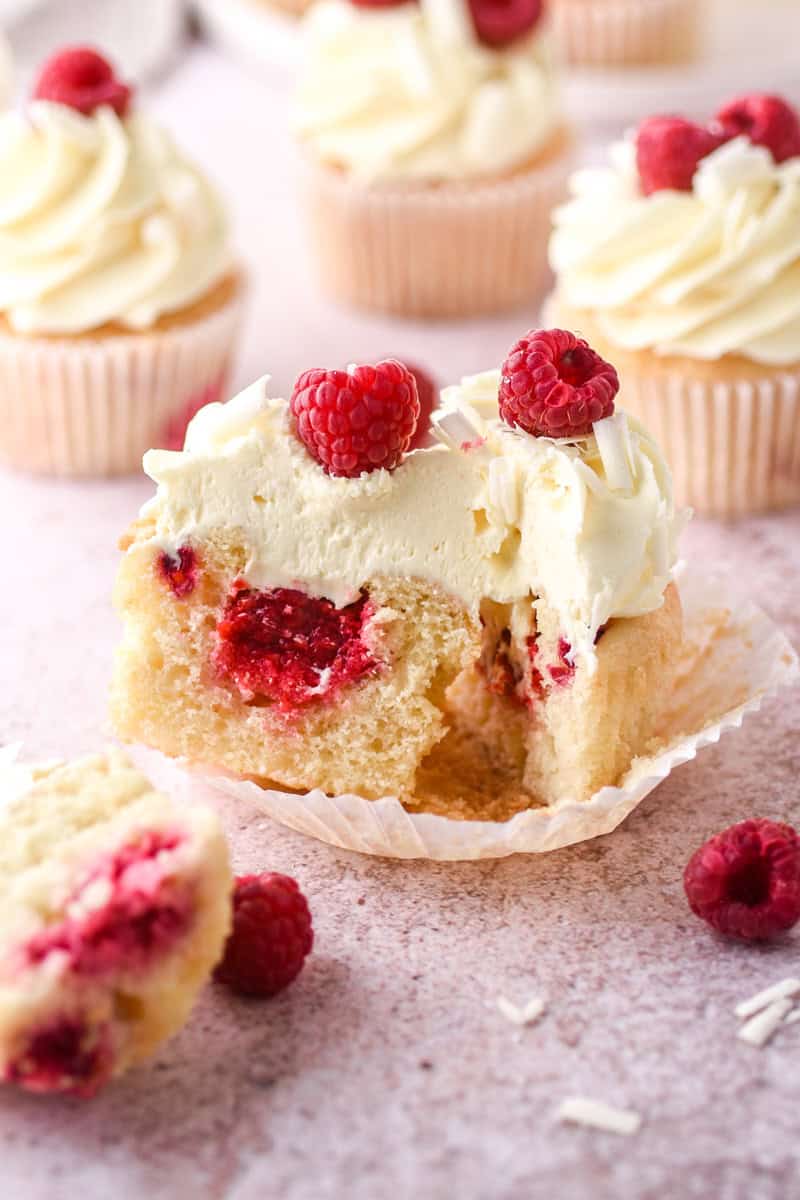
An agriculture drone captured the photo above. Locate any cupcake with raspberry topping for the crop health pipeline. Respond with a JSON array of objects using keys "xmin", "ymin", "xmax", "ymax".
[
  {"xmin": 294, "ymin": 0, "xmax": 573, "ymax": 317},
  {"xmin": 548, "ymin": 93, "xmax": 800, "ymax": 515},
  {"xmin": 0, "ymin": 47, "xmax": 243, "ymax": 477},
  {"xmin": 549, "ymin": 0, "xmax": 704, "ymax": 68}
]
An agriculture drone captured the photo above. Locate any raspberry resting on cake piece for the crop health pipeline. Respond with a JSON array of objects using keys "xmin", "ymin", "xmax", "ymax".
[
  {"xmin": 290, "ymin": 359, "xmax": 420, "ymax": 478},
  {"xmin": 33, "ymin": 46, "xmax": 132, "ymax": 118},
  {"xmin": 0, "ymin": 750, "xmax": 231, "ymax": 1097},
  {"xmin": 215, "ymin": 873, "xmax": 313, "ymax": 998},
  {"xmin": 684, "ymin": 818, "xmax": 800, "ymax": 941},
  {"xmin": 498, "ymin": 328, "xmax": 619, "ymax": 438}
]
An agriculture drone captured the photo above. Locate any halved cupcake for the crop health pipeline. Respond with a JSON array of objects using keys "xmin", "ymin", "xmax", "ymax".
[
  {"xmin": 0, "ymin": 46, "xmax": 243, "ymax": 477},
  {"xmin": 549, "ymin": 93, "xmax": 800, "ymax": 515},
  {"xmin": 294, "ymin": 0, "xmax": 574, "ymax": 317}
]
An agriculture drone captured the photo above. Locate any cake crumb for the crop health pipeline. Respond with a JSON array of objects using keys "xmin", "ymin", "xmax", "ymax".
[
  {"xmin": 734, "ymin": 977, "xmax": 800, "ymax": 1019},
  {"xmin": 738, "ymin": 997, "xmax": 793, "ymax": 1046},
  {"xmin": 556, "ymin": 1098, "xmax": 641, "ymax": 1136},
  {"xmin": 496, "ymin": 995, "xmax": 546, "ymax": 1027}
]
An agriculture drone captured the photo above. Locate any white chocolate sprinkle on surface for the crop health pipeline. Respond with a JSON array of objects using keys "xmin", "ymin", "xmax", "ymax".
[
  {"xmin": 557, "ymin": 1099, "xmax": 641, "ymax": 1136},
  {"xmin": 734, "ymin": 978, "xmax": 800, "ymax": 1019},
  {"xmin": 737, "ymin": 998, "xmax": 793, "ymax": 1047}
]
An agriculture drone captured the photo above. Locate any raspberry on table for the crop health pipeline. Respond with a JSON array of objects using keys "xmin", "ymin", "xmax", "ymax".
[
  {"xmin": 635, "ymin": 115, "xmax": 724, "ymax": 195},
  {"xmin": 290, "ymin": 359, "xmax": 420, "ymax": 478},
  {"xmin": 33, "ymin": 46, "xmax": 132, "ymax": 118},
  {"xmin": 215, "ymin": 873, "xmax": 314, "ymax": 998},
  {"xmin": 683, "ymin": 818, "xmax": 800, "ymax": 941},
  {"xmin": 498, "ymin": 328, "xmax": 619, "ymax": 439},
  {"xmin": 467, "ymin": 0, "xmax": 544, "ymax": 48},
  {"xmin": 713, "ymin": 93, "xmax": 800, "ymax": 165}
]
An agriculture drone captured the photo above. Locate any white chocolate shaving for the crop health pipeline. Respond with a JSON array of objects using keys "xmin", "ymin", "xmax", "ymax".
[
  {"xmin": 593, "ymin": 413, "xmax": 635, "ymax": 494},
  {"xmin": 784, "ymin": 1008, "xmax": 800, "ymax": 1025},
  {"xmin": 737, "ymin": 997, "xmax": 793, "ymax": 1046},
  {"xmin": 496, "ymin": 995, "xmax": 546, "ymax": 1027},
  {"xmin": 557, "ymin": 1098, "xmax": 641, "ymax": 1136},
  {"xmin": 734, "ymin": 977, "xmax": 800, "ymax": 1019},
  {"xmin": 431, "ymin": 406, "xmax": 486, "ymax": 452}
]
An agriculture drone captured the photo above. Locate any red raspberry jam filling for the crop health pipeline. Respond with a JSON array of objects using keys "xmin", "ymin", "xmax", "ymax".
[
  {"xmin": 25, "ymin": 832, "xmax": 191, "ymax": 977},
  {"xmin": 214, "ymin": 583, "xmax": 379, "ymax": 715},
  {"xmin": 528, "ymin": 635, "xmax": 576, "ymax": 699},
  {"xmin": 6, "ymin": 1016, "xmax": 112, "ymax": 1098},
  {"xmin": 158, "ymin": 545, "xmax": 199, "ymax": 599},
  {"xmin": 481, "ymin": 628, "xmax": 526, "ymax": 706}
]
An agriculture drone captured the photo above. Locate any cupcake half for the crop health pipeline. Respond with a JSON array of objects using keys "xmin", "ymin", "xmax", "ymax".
[
  {"xmin": 0, "ymin": 47, "xmax": 243, "ymax": 478},
  {"xmin": 549, "ymin": 93, "xmax": 800, "ymax": 516},
  {"xmin": 294, "ymin": 0, "xmax": 574, "ymax": 318}
]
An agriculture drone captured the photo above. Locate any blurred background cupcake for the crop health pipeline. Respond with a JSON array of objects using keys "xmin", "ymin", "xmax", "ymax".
[
  {"xmin": 548, "ymin": 92, "xmax": 800, "ymax": 517},
  {"xmin": 0, "ymin": 44, "xmax": 243, "ymax": 477},
  {"xmin": 550, "ymin": 0, "xmax": 703, "ymax": 68},
  {"xmin": 293, "ymin": 0, "xmax": 574, "ymax": 318}
]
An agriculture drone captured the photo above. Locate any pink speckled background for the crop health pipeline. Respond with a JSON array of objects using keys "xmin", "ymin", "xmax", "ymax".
[{"xmin": 1, "ymin": 46, "xmax": 800, "ymax": 1200}]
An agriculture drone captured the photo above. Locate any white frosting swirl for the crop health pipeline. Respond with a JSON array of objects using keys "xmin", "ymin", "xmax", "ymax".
[
  {"xmin": 139, "ymin": 370, "xmax": 683, "ymax": 674},
  {"xmin": 550, "ymin": 137, "xmax": 800, "ymax": 365},
  {"xmin": 294, "ymin": 0, "xmax": 561, "ymax": 182},
  {"xmin": 0, "ymin": 101, "xmax": 232, "ymax": 335}
]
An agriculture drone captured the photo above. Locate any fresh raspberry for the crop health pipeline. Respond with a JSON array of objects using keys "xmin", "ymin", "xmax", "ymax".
[
  {"xmin": 214, "ymin": 583, "xmax": 378, "ymax": 714},
  {"xmin": 158, "ymin": 545, "xmax": 199, "ymax": 599},
  {"xmin": 215, "ymin": 873, "xmax": 313, "ymax": 998},
  {"xmin": 399, "ymin": 361, "xmax": 437, "ymax": 450},
  {"xmin": 290, "ymin": 359, "xmax": 419, "ymax": 478},
  {"xmin": 684, "ymin": 819, "xmax": 800, "ymax": 941},
  {"xmin": 498, "ymin": 328, "xmax": 618, "ymax": 439},
  {"xmin": 33, "ymin": 47, "xmax": 132, "ymax": 118},
  {"xmin": 713, "ymin": 93, "xmax": 800, "ymax": 164},
  {"xmin": 635, "ymin": 115, "xmax": 724, "ymax": 195},
  {"xmin": 467, "ymin": 0, "xmax": 544, "ymax": 47}
]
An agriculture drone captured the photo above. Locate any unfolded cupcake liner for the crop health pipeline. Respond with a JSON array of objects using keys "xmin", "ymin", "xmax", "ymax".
[
  {"xmin": 0, "ymin": 288, "xmax": 244, "ymax": 478},
  {"xmin": 620, "ymin": 366, "xmax": 800, "ymax": 517},
  {"xmin": 550, "ymin": 0, "xmax": 701, "ymax": 67},
  {"xmin": 297, "ymin": 143, "xmax": 574, "ymax": 319},
  {"xmin": 131, "ymin": 572, "xmax": 798, "ymax": 861}
]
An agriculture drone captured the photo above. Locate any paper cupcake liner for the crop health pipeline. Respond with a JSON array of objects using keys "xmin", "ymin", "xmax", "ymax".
[
  {"xmin": 297, "ymin": 142, "xmax": 574, "ymax": 319},
  {"xmin": 618, "ymin": 364, "xmax": 800, "ymax": 517},
  {"xmin": 131, "ymin": 573, "xmax": 798, "ymax": 861},
  {"xmin": 550, "ymin": 0, "xmax": 701, "ymax": 67},
  {"xmin": 0, "ymin": 288, "xmax": 244, "ymax": 478}
]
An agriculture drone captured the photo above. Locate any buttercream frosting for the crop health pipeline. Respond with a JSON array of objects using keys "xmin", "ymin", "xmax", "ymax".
[
  {"xmin": 0, "ymin": 101, "xmax": 232, "ymax": 335},
  {"xmin": 550, "ymin": 136, "xmax": 800, "ymax": 364},
  {"xmin": 294, "ymin": 0, "xmax": 561, "ymax": 182},
  {"xmin": 139, "ymin": 369, "xmax": 683, "ymax": 674}
]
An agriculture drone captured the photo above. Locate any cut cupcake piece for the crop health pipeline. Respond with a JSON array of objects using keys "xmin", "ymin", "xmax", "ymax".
[
  {"xmin": 112, "ymin": 334, "xmax": 685, "ymax": 814},
  {"xmin": 0, "ymin": 749, "xmax": 231, "ymax": 1097}
]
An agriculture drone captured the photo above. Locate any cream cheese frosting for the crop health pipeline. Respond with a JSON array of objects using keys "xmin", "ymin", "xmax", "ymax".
[
  {"xmin": 294, "ymin": 0, "xmax": 561, "ymax": 182},
  {"xmin": 550, "ymin": 136, "xmax": 800, "ymax": 365},
  {"xmin": 140, "ymin": 370, "xmax": 683, "ymax": 674},
  {"xmin": 0, "ymin": 101, "xmax": 232, "ymax": 335}
]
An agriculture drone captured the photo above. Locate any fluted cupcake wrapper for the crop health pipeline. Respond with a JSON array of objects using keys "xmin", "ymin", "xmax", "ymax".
[
  {"xmin": 620, "ymin": 366, "xmax": 800, "ymax": 517},
  {"xmin": 297, "ymin": 144, "xmax": 574, "ymax": 319},
  {"xmin": 0, "ymin": 290, "xmax": 244, "ymax": 478},
  {"xmin": 132, "ymin": 574, "xmax": 798, "ymax": 862},
  {"xmin": 551, "ymin": 0, "xmax": 701, "ymax": 67}
]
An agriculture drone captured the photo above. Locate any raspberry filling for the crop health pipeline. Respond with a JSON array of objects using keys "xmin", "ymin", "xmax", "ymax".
[
  {"xmin": 24, "ymin": 832, "xmax": 191, "ymax": 977},
  {"xmin": 528, "ymin": 636, "xmax": 576, "ymax": 698},
  {"xmin": 6, "ymin": 1017, "xmax": 112, "ymax": 1097},
  {"xmin": 214, "ymin": 583, "xmax": 379, "ymax": 715},
  {"xmin": 158, "ymin": 545, "xmax": 199, "ymax": 599},
  {"xmin": 481, "ymin": 628, "xmax": 576, "ymax": 705}
]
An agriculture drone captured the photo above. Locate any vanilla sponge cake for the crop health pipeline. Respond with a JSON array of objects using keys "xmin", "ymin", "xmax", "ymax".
[
  {"xmin": 0, "ymin": 750, "xmax": 231, "ymax": 1097},
  {"xmin": 112, "ymin": 334, "xmax": 685, "ymax": 816}
]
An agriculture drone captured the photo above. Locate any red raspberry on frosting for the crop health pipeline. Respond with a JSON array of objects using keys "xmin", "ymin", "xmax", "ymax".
[
  {"xmin": 214, "ymin": 873, "xmax": 314, "ymax": 998},
  {"xmin": 498, "ymin": 328, "xmax": 619, "ymax": 439},
  {"xmin": 713, "ymin": 93, "xmax": 800, "ymax": 165},
  {"xmin": 684, "ymin": 818, "xmax": 800, "ymax": 941},
  {"xmin": 33, "ymin": 47, "xmax": 132, "ymax": 118},
  {"xmin": 290, "ymin": 359, "xmax": 420, "ymax": 478},
  {"xmin": 635, "ymin": 115, "xmax": 725, "ymax": 196},
  {"xmin": 467, "ymin": 0, "xmax": 544, "ymax": 48},
  {"xmin": 397, "ymin": 361, "xmax": 437, "ymax": 450}
]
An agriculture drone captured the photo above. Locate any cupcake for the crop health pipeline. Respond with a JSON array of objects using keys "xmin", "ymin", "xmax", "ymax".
[
  {"xmin": 294, "ymin": 0, "xmax": 573, "ymax": 318},
  {"xmin": 0, "ymin": 47, "xmax": 243, "ymax": 477},
  {"xmin": 548, "ymin": 93, "xmax": 800, "ymax": 516},
  {"xmin": 549, "ymin": 0, "xmax": 703, "ymax": 67}
]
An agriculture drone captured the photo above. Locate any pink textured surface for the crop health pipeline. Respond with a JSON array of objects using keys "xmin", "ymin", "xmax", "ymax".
[{"xmin": 1, "ymin": 44, "xmax": 800, "ymax": 1200}]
